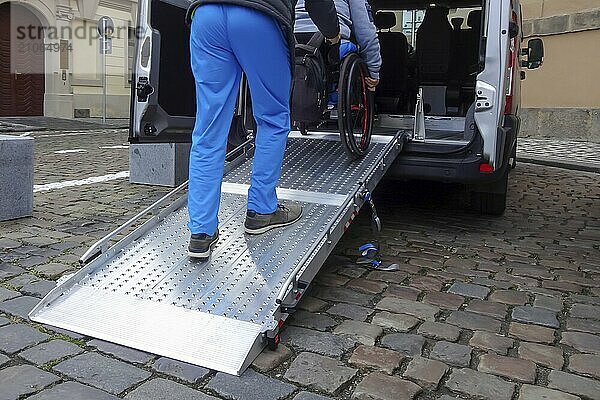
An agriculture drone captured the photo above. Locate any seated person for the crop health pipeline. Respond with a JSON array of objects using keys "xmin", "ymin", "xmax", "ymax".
[{"xmin": 294, "ymin": 0, "xmax": 381, "ymax": 92}]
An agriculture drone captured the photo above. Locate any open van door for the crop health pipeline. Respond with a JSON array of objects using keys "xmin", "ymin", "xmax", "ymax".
[
  {"xmin": 129, "ymin": 0, "xmax": 252, "ymax": 144},
  {"xmin": 129, "ymin": 0, "xmax": 196, "ymax": 143},
  {"xmin": 474, "ymin": 0, "xmax": 511, "ymax": 170}
]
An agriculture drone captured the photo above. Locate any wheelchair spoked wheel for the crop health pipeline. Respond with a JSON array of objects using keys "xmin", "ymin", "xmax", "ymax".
[{"xmin": 338, "ymin": 53, "xmax": 374, "ymax": 158}]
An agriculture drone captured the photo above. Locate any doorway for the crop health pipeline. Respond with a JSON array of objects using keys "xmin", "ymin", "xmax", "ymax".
[{"xmin": 0, "ymin": 2, "xmax": 45, "ymax": 116}]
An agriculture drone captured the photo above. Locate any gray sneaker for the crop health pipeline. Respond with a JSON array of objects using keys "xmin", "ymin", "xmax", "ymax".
[
  {"xmin": 188, "ymin": 230, "xmax": 219, "ymax": 259},
  {"xmin": 244, "ymin": 203, "xmax": 303, "ymax": 235}
]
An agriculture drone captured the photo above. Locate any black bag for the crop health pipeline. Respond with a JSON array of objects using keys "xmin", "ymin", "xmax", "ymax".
[{"xmin": 291, "ymin": 33, "xmax": 327, "ymax": 125}]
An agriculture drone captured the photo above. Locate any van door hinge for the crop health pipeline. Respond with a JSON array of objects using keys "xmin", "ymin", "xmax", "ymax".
[{"xmin": 475, "ymin": 82, "xmax": 495, "ymax": 112}]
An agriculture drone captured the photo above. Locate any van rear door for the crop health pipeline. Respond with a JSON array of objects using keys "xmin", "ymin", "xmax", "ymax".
[
  {"xmin": 474, "ymin": 0, "xmax": 511, "ymax": 169},
  {"xmin": 129, "ymin": 0, "xmax": 195, "ymax": 143}
]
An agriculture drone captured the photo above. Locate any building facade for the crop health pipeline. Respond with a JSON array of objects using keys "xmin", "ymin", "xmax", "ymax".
[
  {"xmin": 0, "ymin": 0, "xmax": 137, "ymax": 119},
  {"xmin": 520, "ymin": 0, "xmax": 600, "ymax": 141},
  {"xmin": 2, "ymin": 0, "xmax": 598, "ymax": 141}
]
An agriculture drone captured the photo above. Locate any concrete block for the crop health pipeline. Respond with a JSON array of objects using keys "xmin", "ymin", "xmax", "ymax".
[
  {"xmin": 0, "ymin": 135, "xmax": 33, "ymax": 221},
  {"xmin": 129, "ymin": 143, "xmax": 190, "ymax": 187}
]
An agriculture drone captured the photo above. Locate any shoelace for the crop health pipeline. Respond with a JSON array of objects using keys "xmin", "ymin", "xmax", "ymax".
[{"xmin": 277, "ymin": 204, "xmax": 292, "ymax": 215}]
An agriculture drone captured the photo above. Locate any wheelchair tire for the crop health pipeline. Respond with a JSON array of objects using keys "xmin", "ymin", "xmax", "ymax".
[{"xmin": 338, "ymin": 53, "xmax": 374, "ymax": 158}]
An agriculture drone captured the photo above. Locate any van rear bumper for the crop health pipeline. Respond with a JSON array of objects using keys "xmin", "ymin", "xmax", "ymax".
[
  {"xmin": 388, "ymin": 152, "xmax": 506, "ymax": 184},
  {"xmin": 387, "ymin": 115, "xmax": 518, "ymax": 185}
]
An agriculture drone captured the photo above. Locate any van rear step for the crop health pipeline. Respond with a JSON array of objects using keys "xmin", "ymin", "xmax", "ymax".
[{"xmin": 29, "ymin": 131, "xmax": 408, "ymax": 375}]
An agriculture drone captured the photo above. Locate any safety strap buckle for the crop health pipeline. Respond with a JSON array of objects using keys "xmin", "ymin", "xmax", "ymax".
[{"xmin": 361, "ymin": 190, "xmax": 381, "ymax": 233}]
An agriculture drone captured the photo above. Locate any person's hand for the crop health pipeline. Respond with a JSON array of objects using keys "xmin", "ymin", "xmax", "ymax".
[
  {"xmin": 326, "ymin": 32, "xmax": 341, "ymax": 45},
  {"xmin": 365, "ymin": 77, "xmax": 379, "ymax": 91}
]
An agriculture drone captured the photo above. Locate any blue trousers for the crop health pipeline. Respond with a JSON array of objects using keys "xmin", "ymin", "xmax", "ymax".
[
  {"xmin": 188, "ymin": 4, "xmax": 291, "ymax": 235},
  {"xmin": 339, "ymin": 40, "xmax": 358, "ymax": 59}
]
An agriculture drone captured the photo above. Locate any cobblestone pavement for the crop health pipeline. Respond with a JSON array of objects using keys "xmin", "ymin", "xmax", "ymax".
[
  {"xmin": 0, "ymin": 117, "xmax": 129, "ymax": 132},
  {"xmin": 518, "ymin": 138, "xmax": 600, "ymax": 173},
  {"xmin": 1, "ymin": 129, "xmax": 599, "ymax": 400}
]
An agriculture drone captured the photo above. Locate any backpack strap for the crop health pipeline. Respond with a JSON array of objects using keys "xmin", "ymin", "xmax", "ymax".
[
  {"xmin": 295, "ymin": 32, "xmax": 324, "ymax": 56},
  {"xmin": 307, "ymin": 32, "xmax": 324, "ymax": 49}
]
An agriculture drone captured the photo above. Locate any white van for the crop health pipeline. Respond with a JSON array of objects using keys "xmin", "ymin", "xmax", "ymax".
[
  {"xmin": 370, "ymin": 0, "xmax": 544, "ymax": 215},
  {"xmin": 129, "ymin": 0, "xmax": 544, "ymax": 215}
]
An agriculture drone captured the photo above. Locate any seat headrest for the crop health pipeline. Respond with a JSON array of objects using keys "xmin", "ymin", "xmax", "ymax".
[
  {"xmin": 467, "ymin": 10, "xmax": 482, "ymax": 29},
  {"xmin": 375, "ymin": 12, "xmax": 396, "ymax": 30},
  {"xmin": 451, "ymin": 17, "xmax": 464, "ymax": 30},
  {"xmin": 423, "ymin": 6, "xmax": 450, "ymax": 21}
]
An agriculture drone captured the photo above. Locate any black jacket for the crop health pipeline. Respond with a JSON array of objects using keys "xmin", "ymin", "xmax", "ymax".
[{"xmin": 186, "ymin": 0, "xmax": 340, "ymax": 69}]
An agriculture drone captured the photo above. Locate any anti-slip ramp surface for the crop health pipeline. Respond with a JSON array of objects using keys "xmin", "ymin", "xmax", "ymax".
[{"xmin": 29, "ymin": 131, "xmax": 407, "ymax": 375}]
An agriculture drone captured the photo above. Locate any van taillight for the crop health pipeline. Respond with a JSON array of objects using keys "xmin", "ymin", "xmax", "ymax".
[
  {"xmin": 505, "ymin": 11, "xmax": 519, "ymax": 115},
  {"xmin": 479, "ymin": 163, "xmax": 494, "ymax": 173}
]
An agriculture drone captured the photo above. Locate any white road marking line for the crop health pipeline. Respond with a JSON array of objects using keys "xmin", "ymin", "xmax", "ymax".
[
  {"xmin": 34, "ymin": 171, "xmax": 130, "ymax": 192},
  {"xmin": 35, "ymin": 130, "xmax": 125, "ymax": 138},
  {"xmin": 54, "ymin": 149, "xmax": 88, "ymax": 154},
  {"xmin": 99, "ymin": 145, "xmax": 129, "ymax": 149}
]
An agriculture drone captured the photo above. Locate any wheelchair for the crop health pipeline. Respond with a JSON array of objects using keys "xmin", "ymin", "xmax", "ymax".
[{"xmin": 293, "ymin": 34, "xmax": 375, "ymax": 159}]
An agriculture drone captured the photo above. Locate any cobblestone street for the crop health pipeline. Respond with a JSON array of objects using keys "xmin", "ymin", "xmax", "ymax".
[{"xmin": 1, "ymin": 128, "xmax": 599, "ymax": 400}]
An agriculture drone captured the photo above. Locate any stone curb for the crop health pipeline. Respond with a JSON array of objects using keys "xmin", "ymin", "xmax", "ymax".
[{"xmin": 517, "ymin": 156, "xmax": 600, "ymax": 174}]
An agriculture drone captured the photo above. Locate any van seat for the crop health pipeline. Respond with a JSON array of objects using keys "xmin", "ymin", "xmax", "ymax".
[
  {"xmin": 374, "ymin": 11, "xmax": 409, "ymax": 113},
  {"xmin": 416, "ymin": 6, "xmax": 452, "ymax": 85},
  {"xmin": 465, "ymin": 10, "xmax": 482, "ymax": 71}
]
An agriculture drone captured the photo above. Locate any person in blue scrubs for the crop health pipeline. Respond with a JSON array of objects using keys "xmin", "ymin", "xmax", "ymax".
[{"xmin": 185, "ymin": 0, "xmax": 340, "ymax": 258}]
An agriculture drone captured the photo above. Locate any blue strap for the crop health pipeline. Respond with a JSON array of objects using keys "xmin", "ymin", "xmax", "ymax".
[{"xmin": 358, "ymin": 243, "xmax": 377, "ymax": 252}]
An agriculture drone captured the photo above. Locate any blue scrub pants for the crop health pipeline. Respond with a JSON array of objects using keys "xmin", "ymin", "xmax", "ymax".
[{"xmin": 188, "ymin": 4, "xmax": 291, "ymax": 235}]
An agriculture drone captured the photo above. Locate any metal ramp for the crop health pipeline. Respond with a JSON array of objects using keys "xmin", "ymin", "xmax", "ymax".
[{"xmin": 30, "ymin": 131, "xmax": 407, "ymax": 375}]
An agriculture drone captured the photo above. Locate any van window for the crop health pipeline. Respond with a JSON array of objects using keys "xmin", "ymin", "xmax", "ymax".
[{"xmin": 377, "ymin": 6, "xmax": 483, "ymax": 47}]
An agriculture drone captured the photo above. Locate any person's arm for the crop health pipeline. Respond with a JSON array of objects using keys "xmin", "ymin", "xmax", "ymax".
[
  {"xmin": 305, "ymin": 0, "xmax": 341, "ymax": 41},
  {"xmin": 348, "ymin": 0, "xmax": 381, "ymax": 80}
]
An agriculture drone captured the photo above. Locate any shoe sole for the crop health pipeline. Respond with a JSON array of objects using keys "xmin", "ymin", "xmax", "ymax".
[
  {"xmin": 188, "ymin": 234, "xmax": 219, "ymax": 259},
  {"xmin": 244, "ymin": 210, "xmax": 302, "ymax": 235}
]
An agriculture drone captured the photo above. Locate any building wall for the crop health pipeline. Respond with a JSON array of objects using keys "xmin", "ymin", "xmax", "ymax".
[
  {"xmin": 519, "ymin": 0, "xmax": 600, "ymax": 141},
  {"xmin": 521, "ymin": 29, "xmax": 600, "ymax": 109},
  {"xmin": 521, "ymin": 0, "xmax": 600, "ymax": 18},
  {"xmin": 6, "ymin": 0, "xmax": 600, "ymax": 140},
  {"xmin": 1, "ymin": 0, "xmax": 137, "ymax": 119}
]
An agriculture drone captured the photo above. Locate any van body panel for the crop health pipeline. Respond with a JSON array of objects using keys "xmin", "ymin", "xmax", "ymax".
[
  {"xmin": 474, "ymin": 0, "xmax": 511, "ymax": 170},
  {"xmin": 130, "ymin": 0, "xmax": 196, "ymax": 143},
  {"xmin": 389, "ymin": 117, "xmax": 518, "ymax": 185}
]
